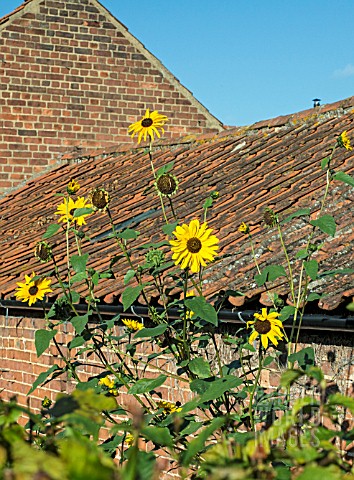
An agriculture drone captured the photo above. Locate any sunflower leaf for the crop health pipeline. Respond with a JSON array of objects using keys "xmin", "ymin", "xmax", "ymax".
[
  {"xmin": 42, "ymin": 223, "xmax": 61, "ymax": 239},
  {"xmin": 128, "ymin": 375, "xmax": 167, "ymax": 394},
  {"xmin": 333, "ymin": 170, "xmax": 354, "ymax": 187},
  {"xmin": 73, "ymin": 207, "xmax": 94, "ymax": 217},
  {"xmin": 304, "ymin": 260, "xmax": 319, "ymax": 281},
  {"xmin": 27, "ymin": 364, "xmax": 61, "ymax": 395},
  {"xmin": 162, "ymin": 222, "xmax": 178, "ymax": 236},
  {"xmin": 310, "ymin": 215, "xmax": 336, "ymax": 237},
  {"xmin": 116, "ymin": 229, "xmax": 140, "ymax": 240},
  {"xmin": 121, "ymin": 285, "xmax": 144, "ymax": 311},
  {"xmin": 70, "ymin": 254, "xmax": 89, "ymax": 274},
  {"xmin": 185, "ymin": 297, "xmax": 218, "ymax": 326},
  {"xmin": 35, "ymin": 329, "xmax": 57, "ymax": 357},
  {"xmin": 156, "ymin": 161, "xmax": 175, "ymax": 177},
  {"xmin": 71, "ymin": 314, "xmax": 90, "ymax": 335}
]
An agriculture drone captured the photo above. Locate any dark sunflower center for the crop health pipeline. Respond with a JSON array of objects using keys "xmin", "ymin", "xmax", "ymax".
[
  {"xmin": 187, "ymin": 237, "xmax": 202, "ymax": 253},
  {"xmin": 156, "ymin": 174, "xmax": 177, "ymax": 195},
  {"xmin": 29, "ymin": 285, "xmax": 39, "ymax": 296},
  {"xmin": 254, "ymin": 319, "xmax": 271, "ymax": 334},
  {"xmin": 69, "ymin": 208, "xmax": 76, "ymax": 216},
  {"xmin": 141, "ymin": 118, "xmax": 153, "ymax": 127}
]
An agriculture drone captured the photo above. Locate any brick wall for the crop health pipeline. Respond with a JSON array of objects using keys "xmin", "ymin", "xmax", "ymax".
[
  {"xmin": 0, "ymin": 313, "xmax": 353, "ymax": 478},
  {"xmin": 0, "ymin": 0, "xmax": 223, "ymax": 195}
]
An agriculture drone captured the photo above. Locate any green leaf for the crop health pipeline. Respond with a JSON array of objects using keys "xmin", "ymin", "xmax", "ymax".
[
  {"xmin": 121, "ymin": 285, "xmax": 144, "ymax": 311},
  {"xmin": 156, "ymin": 161, "xmax": 174, "ymax": 177},
  {"xmin": 42, "ymin": 223, "xmax": 61, "ymax": 239},
  {"xmin": 70, "ymin": 291, "xmax": 80, "ymax": 304},
  {"xmin": 128, "ymin": 375, "xmax": 167, "ymax": 394},
  {"xmin": 184, "ymin": 297, "xmax": 218, "ymax": 326},
  {"xmin": 279, "ymin": 305, "xmax": 296, "ymax": 322},
  {"xmin": 117, "ymin": 228, "xmax": 140, "ymax": 240},
  {"xmin": 304, "ymin": 259, "xmax": 318, "ymax": 281},
  {"xmin": 295, "ymin": 249, "xmax": 309, "ymax": 259},
  {"xmin": 35, "ymin": 329, "xmax": 57, "ymax": 357},
  {"xmin": 190, "ymin": 376, "xmax": 243, "ymax": 403},
  {"xmin": 188, "ymin": 358, "xmax": 212, "ymax": 379},
  {"xmin": 255, "ymin": 265, "xmax": 287, "ymax": 286},
  {"xmin": 71, "ymin": 253, "xmax": 89, "ymax": 274},
  {"xmin": 134, "ymin": 324, "xmax": 167, "ymax": 338},
  {"xmin": 181, "ymin": 417, "xmax": 225, "ymax": 467},
  {"xmin": 263, "ymin": 356, "xmax": 275, "ymax": 367},
  {"xmin": 141, "ymin": 426, "xmax": 174, "ymax": 448},
  {"xmin": 307, "ymin": 292, "xmax": 321, "ymax": 302},
  {"xmin": 328, "ymin": 393, "xmax": 354, "ymax": 412},
  {"xmin": 162, "ymin": 222, "xmax": 178, "ymax": 237},
  {"xmin": 288, "ymin": 346, "xmax": 315, "ymax": 370},
  {"xmin": 27, "ymin": 364, "xmax": 61, "ymax": 394},
  {"xmin": 202, "ymin": 197, "xmax": 213, "ymax": 210},
  {"xmin": 333, "ymin": 170, "xmax": 354, "ymax": 188},
  {"xmin": 280, "ymin": 369, "xmax": 303, "ymax": 388},
  {"xmin": 124, "ymin": 269, "xmax": 136, "ymax": 285},
  {"xmin": 281, "ymin": 208, "xmax": 311, "ymax": 224},
  {"xmin": 71, "ymin": 314, "xmax": 89, "ymax": 335},
  {"xmin": 310, "ymin": 215, "xmax": 336, "ymax": 237},
  {"xmin": 318, "ymin": 267, "xmax": 354, "ymax": 278},
  {"xmin": 296, "ymin": 465, "xmax": 343, "ymax": 480},
  {"xmin": 73, "ymin": 207, "xmax": 94, "ymax": 217},
  {"xmin": 70, "ymin": 272, "xmax": 87, "ymax": 283},
  {"xmin": 68, "ymin": 336, "xmax": 86, "ymax": 350},
  {"xmin": 320, "ymin": 157, "xmax": 330, "ymax": 170}
]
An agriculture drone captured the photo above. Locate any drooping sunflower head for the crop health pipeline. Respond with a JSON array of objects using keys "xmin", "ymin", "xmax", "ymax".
[
  {"xmin": 155, "ymin": 173, "xmax": 178, "ymax": 197},
  {"xmin": 90, "ymin": 187, "xmax": 110, "ymax": 211},
  {"xmin": 121, "ymin": 318, "xmax": 144, "ymax": 332},
  {"xmin": 34, "ymin": 241, "xmax": 53, "ymax": 263},
  {"xmin": 67, "ymin": 179, "xmax": 80, "ymax": 195},
  {"xmin": 169, "ymin": 219, "xmax": 219, "ymax": 274},
  {"xmin": 337, "ymin": 130, "xmax": 352, "ymax": 151},
  {"xmin": 55, "ymin": 196, "xmax": 93, "ymax": 226},
  {"xmin": 263, "ymin": 208, "xmax": 277, "ymax": 227},
  {"xmin": 128, "ymin": 109, "xmax": 168, "ymax": 144},
  {"xmin": 238, "ymin": 222, "xmax": 250, "ymax": 234},
  {"xmin": 247, "ymin": 308, "xmax": 285, "ymax": 349},
  {"xmin": 15, "ymin": 272, "xmax": 52, "ymax": 306}
]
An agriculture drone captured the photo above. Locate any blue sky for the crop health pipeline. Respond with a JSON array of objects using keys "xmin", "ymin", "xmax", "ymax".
[{"xmin": 1, "ymin": 0, "xmax": 354, "ymax": 126}]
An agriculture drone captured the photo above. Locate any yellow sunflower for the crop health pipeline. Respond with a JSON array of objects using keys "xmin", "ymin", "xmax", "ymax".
[
  {"xmin": 128, "ymin": 109, "xmax": 168, "ymax": 143},
  {"xmin": 156, "ymin": 400, "xmax": 182, "ymax": 414},
  {"xmin": 67, "ymin": 179, "xmax": 80, "ymax": 195},
  {"xmin": 99, "ymin": 376, "xmax": 118, "ymax": 396},
  {"xmin": 55, "ymin": 196, "xmax": 92, "ymax": 226},
  {"xmin": 238, "ymin": 222, "xmax": 250, "ymax": 234},
  {"xmin": 15, "ymin": 272, "xmax": 52, "ymax": 306},
  {"xmin": 121, "ymin": 318, "xmax": 144, "ymax": 332},
  {"xmin": 338, "ymin": 130, "xmax": 352, "ymax": 151},
  {"xmin": 170, "ymin": 219, "xmax": 219, "ymax": 273},
  {"xmin": 247, "ymin": 308, "xmax": 284, "ymax": 349}
]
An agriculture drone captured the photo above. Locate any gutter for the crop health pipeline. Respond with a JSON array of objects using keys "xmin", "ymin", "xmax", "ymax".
[{"xmin": 1, "ymin": 300, "xmax": 354, "ymax": 333}]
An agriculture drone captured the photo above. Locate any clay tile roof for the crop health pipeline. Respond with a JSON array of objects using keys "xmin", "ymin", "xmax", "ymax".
[{"xmin": 0, "ymin": 97, "xmax": 353, "ymax": 314}]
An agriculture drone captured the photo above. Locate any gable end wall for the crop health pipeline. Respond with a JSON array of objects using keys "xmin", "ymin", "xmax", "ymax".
[{"xmin": 0, "ymin": 0, "xmax": 223, "ymax": 195}]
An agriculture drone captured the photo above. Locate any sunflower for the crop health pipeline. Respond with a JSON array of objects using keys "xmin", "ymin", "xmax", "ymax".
[
  {"xmin": 247, "ymin": 308, "xmax": 284, "ymax": 349},
  {"xmin": 238, "ymin": 222, "xmax": 249, "ymax": 234},
  {"xmin": 98, "ymin": 376, "xmax": 118, "ymax": 396},
  {"xmin": 90, "ymin": 187, "xmax": 110, "ymax": 211},
  {"xmin": 169, "ymin": 219, "xmax": 219, "ymax": 273},
  {"xmin": 121, "ymin": 318, "xmax": 144, "ymax": 332},
  {"xmin": 67, "ymin": 179, "xmax": 80, "ymax": 195},
  {"xmin": 337, "ymin": 130, "xmax": 352, "ymax": 151},
  {"xmin": 55, "ymin": 196, "xmax": 92, "ymax": 226},
  {"xmin": 155, "ymin": 173, "xmax": 178, "ymax": 196},
  {"xmin": 15, "ymin": 272, "xmax": 52, "ymax": 306},
  {"xmin": 156, "ymin": 400, "xmax": 182, "ymax": 414},
  {"xmin": 128, "ymin": 109, "xmax": 168, "ymax": 143}
]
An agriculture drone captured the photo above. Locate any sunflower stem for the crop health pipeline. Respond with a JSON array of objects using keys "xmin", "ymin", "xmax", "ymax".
[{"xmin": 249, "ymin": 344, "xmax": 263, "ymax": 432}]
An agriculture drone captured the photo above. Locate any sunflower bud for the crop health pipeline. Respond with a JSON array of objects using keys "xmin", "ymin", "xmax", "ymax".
[
  {"xmin": 145, "ymin": 248, "xmax": 165, "ymax": 268},
  {"xmin": 90, "ymin": 187, "xmax": 110, "ymax": 211},
  {"xmin": 238, "ymin": 222, "xmax": 249, "ymax": 234},
  {"xmin": 42, "ymin": 396, "xmax": 52, "ymax": 408},
  {"xmin": 155, "ymin": 173, "xmax": 178, "ymax": 196},
  {"xmin": 67, "ymin": 179, "xmax": 80, "ymax": 195},
  {"xmin": 34, "ymin": 241, "xmax": 53, "ymax": 263}
]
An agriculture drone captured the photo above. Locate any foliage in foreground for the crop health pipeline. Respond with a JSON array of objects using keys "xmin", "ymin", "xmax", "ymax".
[{"xmin": 3, "ymin": 115, "xmax": 354, "ymax": 479}]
